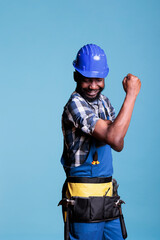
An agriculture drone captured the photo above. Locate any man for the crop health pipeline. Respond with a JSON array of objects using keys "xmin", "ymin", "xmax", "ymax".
[{"xmin": 60, "ymin": 44, "xmax": 141, "ymax": 240}]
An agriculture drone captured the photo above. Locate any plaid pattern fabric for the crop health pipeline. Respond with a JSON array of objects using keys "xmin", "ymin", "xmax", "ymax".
[{"xmin": 61, "ymin": 91, "xmax": 115, "ymax": 168}]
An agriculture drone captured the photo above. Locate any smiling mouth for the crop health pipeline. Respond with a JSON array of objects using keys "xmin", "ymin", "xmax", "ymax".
[{"xmin": 85, "ymin": 90, "xmax": 99, "ymax": 97}]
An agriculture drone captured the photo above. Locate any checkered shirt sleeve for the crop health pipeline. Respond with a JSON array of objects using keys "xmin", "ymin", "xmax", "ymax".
[{"xmin": 65, "ymin": 96, "xmax": 99, "ymax": 135}]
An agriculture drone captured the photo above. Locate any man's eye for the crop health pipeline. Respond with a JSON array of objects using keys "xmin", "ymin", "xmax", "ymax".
[
  {"xmin": 82, "ymin": 79, "xmax": 89, "ymax": 83},
  {"xmin": 97, "ymin": 79, "xmax": 102, "ymax": 82}
]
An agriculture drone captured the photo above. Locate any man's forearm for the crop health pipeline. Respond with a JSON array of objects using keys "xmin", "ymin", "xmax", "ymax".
[
  {"xmin": 106, "ymin": 93, "xmax": 137, "ymax": 150},
  {"xmin": 110, "ymin": 93, "xmax": 136, "ymax": 138}
]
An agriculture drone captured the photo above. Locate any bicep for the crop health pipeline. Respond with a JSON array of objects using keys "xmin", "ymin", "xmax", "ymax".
[
  {"xmin": 92, "ymin": 119, "xmax": 124, "ymax": 151},
  {"xmin": 92, "ymin": 119, "xmax": 112, "ymax": 143}
]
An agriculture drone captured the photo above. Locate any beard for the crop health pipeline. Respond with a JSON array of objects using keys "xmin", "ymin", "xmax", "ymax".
[{"xmin": 76, "ymin": 85, "xmax": 104, "ymax": 102}]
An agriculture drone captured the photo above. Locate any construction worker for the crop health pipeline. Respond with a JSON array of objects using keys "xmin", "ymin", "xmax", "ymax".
[{"xmin": 59, "ymin": 44, "xmax": 141, "ymax": 240}]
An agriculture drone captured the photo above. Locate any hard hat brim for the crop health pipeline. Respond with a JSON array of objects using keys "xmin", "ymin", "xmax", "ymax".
[{"xmin": 73, "ymin": 63, "xmax": 109, "ymax": 79}]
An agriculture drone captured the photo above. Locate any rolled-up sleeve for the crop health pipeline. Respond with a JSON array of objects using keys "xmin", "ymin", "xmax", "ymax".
[{"xmin": 67, "ymin": 97, "xmax": 99, "ymax": 135}]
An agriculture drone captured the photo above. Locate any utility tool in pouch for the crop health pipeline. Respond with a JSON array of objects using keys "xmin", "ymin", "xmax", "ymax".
[
  {"xmin": 115, "ymin": 199, "xmax": 127, "ymax": 239},
  {"xmin": 58, "ymin": 198, "xmax": 75, "ymax": 240},
  {"xmin": 113, "ymin": 179, "xmax": 127, "ymax": 239}
]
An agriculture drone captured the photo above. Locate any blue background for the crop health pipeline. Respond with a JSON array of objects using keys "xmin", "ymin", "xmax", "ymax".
[{"xmin": 0, "ymin": 0, "xmax": 159, "ymax": 239}]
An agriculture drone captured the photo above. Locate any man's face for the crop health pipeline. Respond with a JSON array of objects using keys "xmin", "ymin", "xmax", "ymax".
[
  {"xmin": 78, "ymin": 77, "xmax": 104, "ymax": 101},
  {"xmin": 75, "ymin": 73, "xmax": 105, "ymax": 101}
]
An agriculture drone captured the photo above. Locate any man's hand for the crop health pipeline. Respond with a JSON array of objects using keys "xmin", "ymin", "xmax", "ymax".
[{"xmin": 123, "ymin": 73, "xmax": 141, "ymax": 98}]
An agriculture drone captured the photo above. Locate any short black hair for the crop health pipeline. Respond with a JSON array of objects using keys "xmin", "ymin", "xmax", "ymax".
[{"xmin": 74, "ymin": 70, "xmax": 85, "ymax": 82}]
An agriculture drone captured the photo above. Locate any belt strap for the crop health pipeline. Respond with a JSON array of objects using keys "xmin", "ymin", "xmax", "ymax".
[{"xmin": 67, "ymin": 176, "xmax": 112, "ymax": 183}]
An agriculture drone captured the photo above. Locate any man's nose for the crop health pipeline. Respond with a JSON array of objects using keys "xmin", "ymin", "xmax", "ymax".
[{"xmin": 89, "ymin": 81, "xmax": 97, "ymax": 89}]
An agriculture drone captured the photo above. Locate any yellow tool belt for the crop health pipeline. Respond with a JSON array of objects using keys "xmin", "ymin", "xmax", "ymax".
[
  {"xmin": 67, "ymin": 181, "xmax": 112, "ymax": 198},
  {"xmin": 66, "ymin": 176, "xmax": 113, "ymax": 198},
  {"xmin": 60, "ymin": 176, "xmax": 121, "ymax": 223},
  {"xmin": 58, "ymin": 177, "xmax": 127, "ymax": 239}
]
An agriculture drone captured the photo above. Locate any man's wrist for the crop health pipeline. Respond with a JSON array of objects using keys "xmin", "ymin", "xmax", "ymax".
[{"xmin": 125, "ymin": 92, "xmax": 137, "ymax": 101}]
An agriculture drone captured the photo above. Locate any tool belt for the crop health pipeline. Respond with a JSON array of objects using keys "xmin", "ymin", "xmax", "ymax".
[
  {"xmin": 69, "ymin": 195, "xmax": 120, "ymax": 222},
  {"xmin": 58, "ymin": 177, "xmax": 127, "ymax": 239},
  {"xmin": 59, "ymin": 176, "xmax": 121, "ymax": 223}
]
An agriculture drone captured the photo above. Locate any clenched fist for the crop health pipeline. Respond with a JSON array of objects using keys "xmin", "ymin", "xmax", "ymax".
[{"xmin": 123, "ymin": 73, "xmax": 141, "ymax": 98}]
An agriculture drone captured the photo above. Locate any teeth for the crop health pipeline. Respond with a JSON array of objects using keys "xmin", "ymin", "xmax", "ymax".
[{"xmin": 88, "ymin": 92, "xmax": 98, "ymax": 95}]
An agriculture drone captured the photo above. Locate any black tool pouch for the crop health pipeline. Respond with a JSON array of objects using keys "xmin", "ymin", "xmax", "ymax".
[{"xmin": 69, "ymin": 195, "xmax": 120, "ymax": 223}]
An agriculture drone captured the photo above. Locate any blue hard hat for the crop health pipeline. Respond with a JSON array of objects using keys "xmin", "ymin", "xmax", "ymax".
[{"xmin": 73, "ymin": 44, "xmax": 109, "ymax": 78}]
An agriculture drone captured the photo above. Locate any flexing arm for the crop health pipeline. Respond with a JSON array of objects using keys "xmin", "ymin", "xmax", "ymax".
[{"xmin": 92, "ymin": 74, "xmax": 141, "ymax": 152}]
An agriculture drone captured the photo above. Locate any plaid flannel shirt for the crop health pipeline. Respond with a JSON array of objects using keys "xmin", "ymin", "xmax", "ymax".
[{"xmin": 61, "ymin": 91, "xmax": 115, "ymax": 168}]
